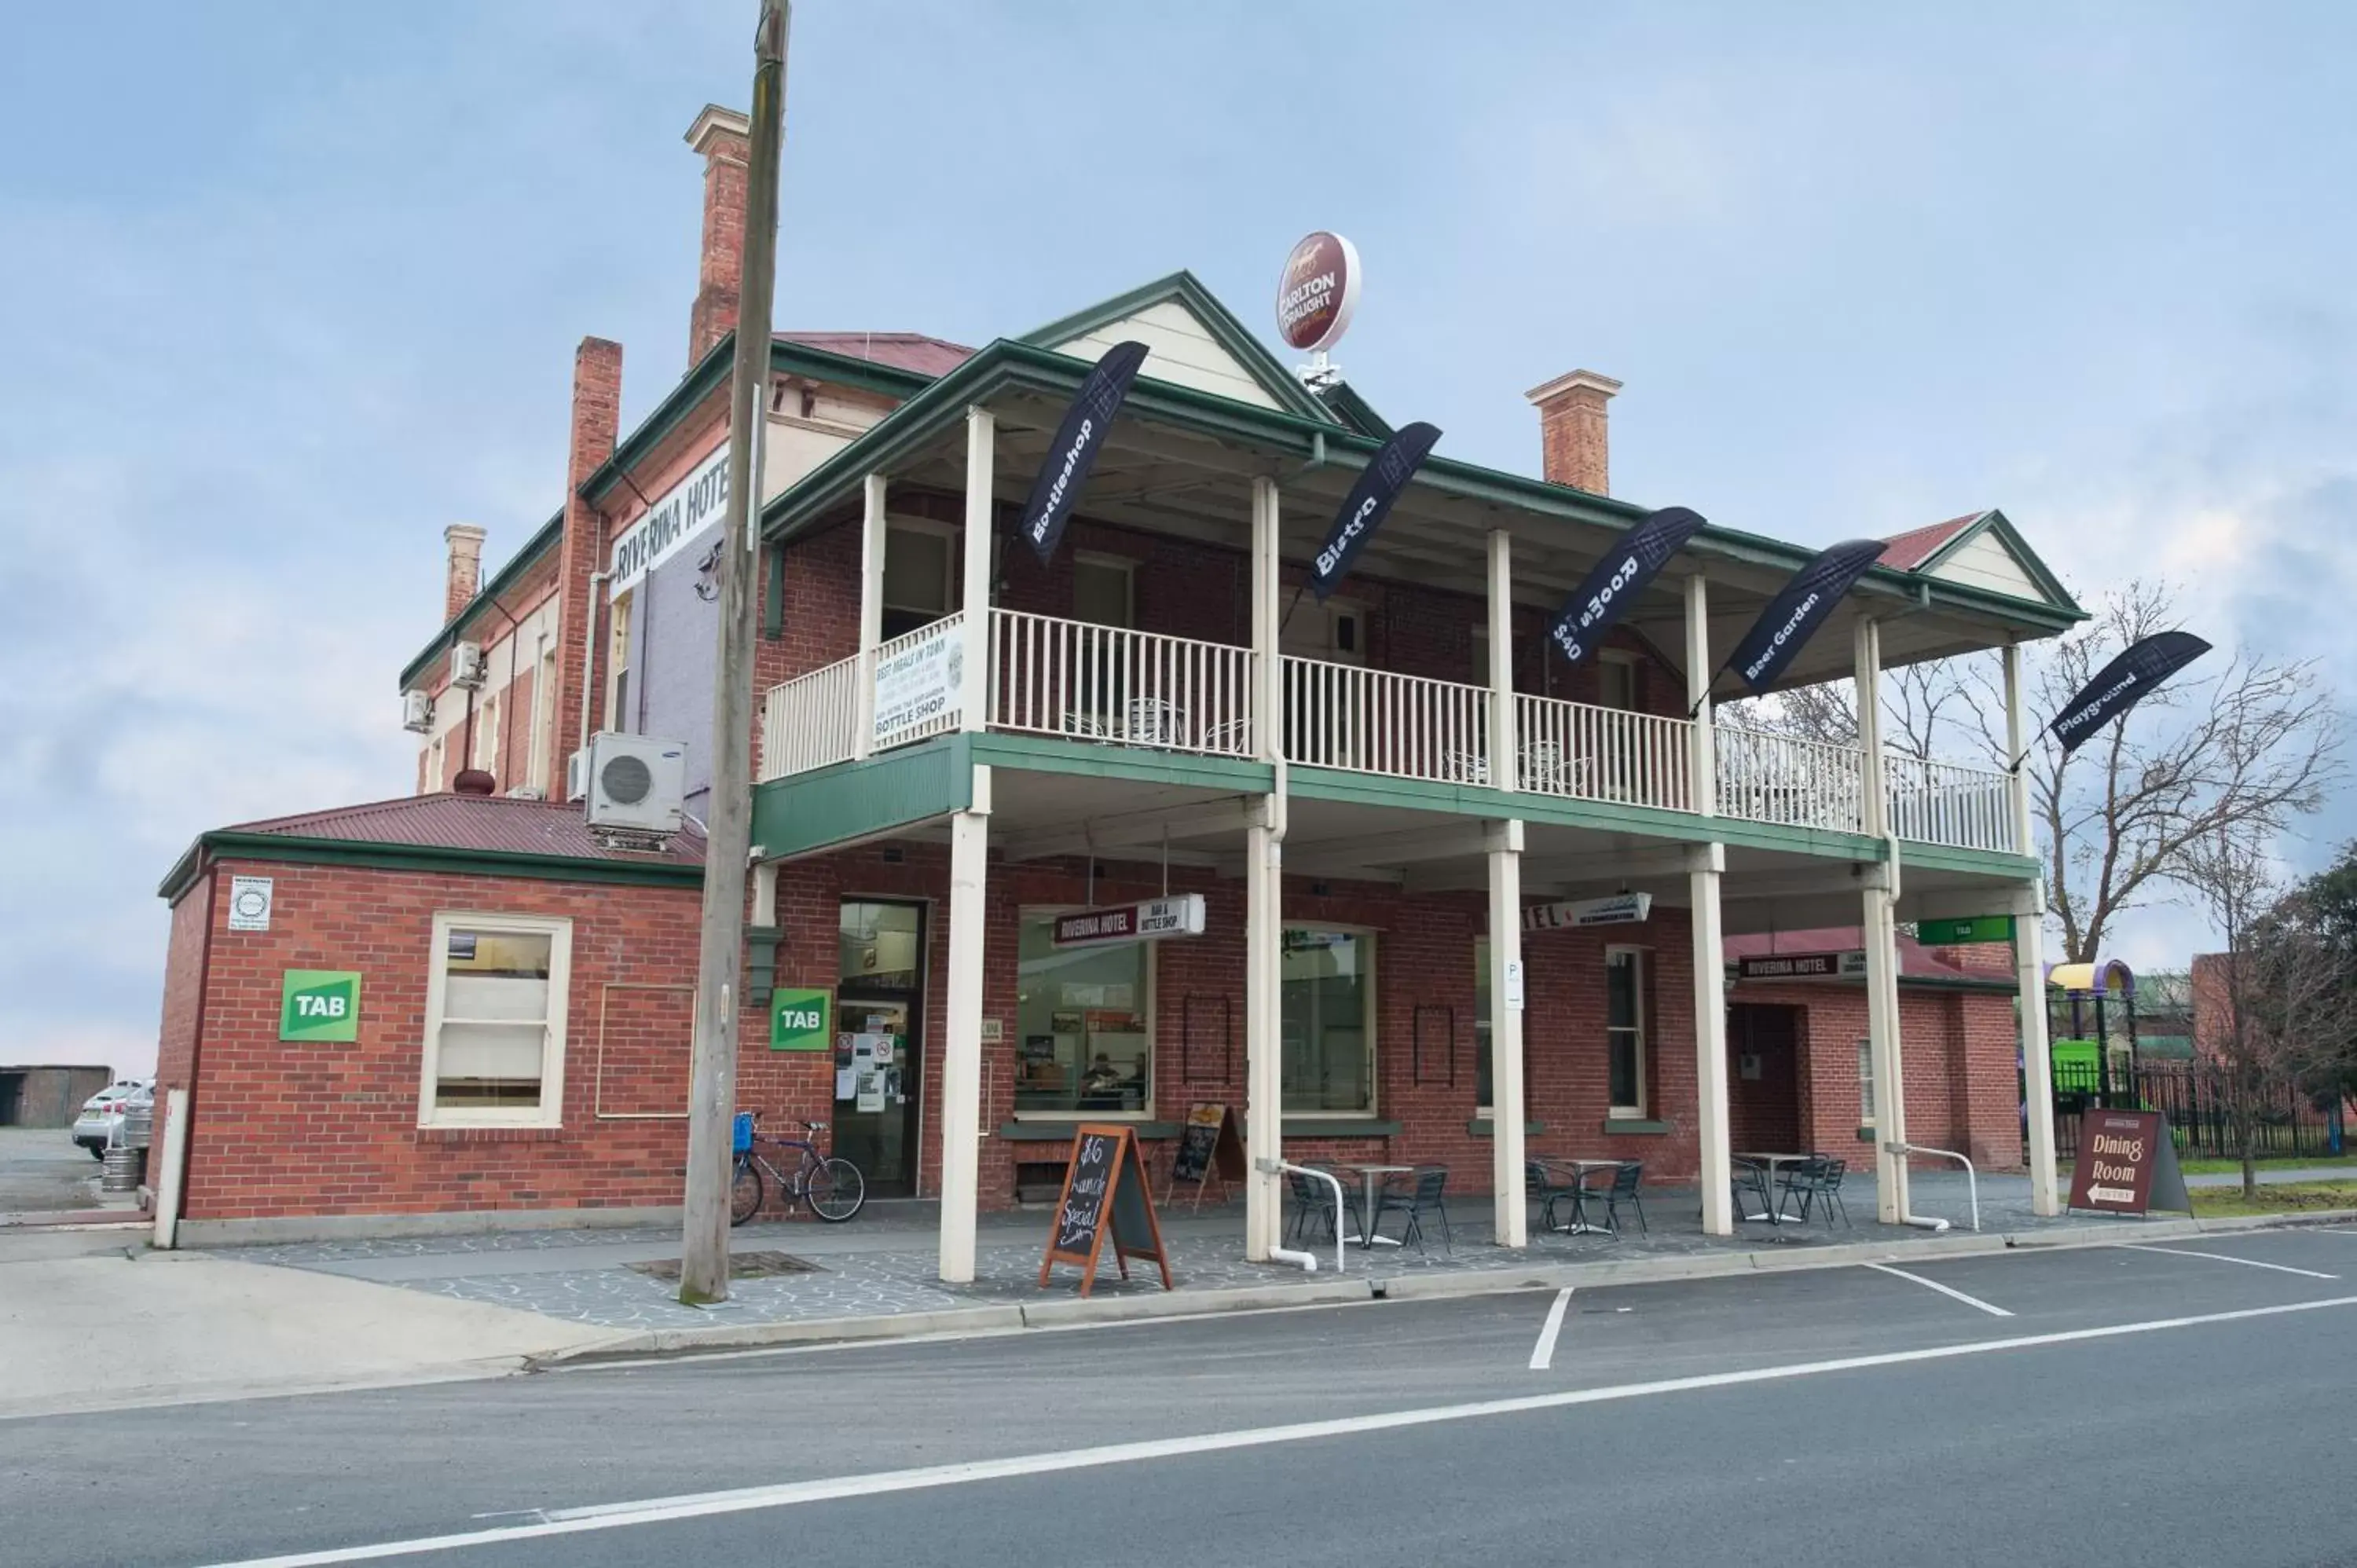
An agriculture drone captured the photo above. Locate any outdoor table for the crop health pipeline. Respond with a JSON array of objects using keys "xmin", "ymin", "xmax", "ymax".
[
  {"xmin": 1337, "ymin": 1163, "xmax": 1413, "ymax": 1246},
  {"xmin": 1732, "ymin": 1152, "xmax": 1811, "ymax": 1225},
  {"xmin": 1537, "ymin": 1157, "xmax": 1621, "ymax": 1234}
]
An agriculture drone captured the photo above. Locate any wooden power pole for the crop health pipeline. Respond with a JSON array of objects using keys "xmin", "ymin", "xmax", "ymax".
[{"xmin": 680, "ymin": 0, "xmax": 790, "ymax": 1305}]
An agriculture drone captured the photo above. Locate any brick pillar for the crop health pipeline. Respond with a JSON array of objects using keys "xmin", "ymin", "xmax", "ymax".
[
  {"xmin": 686, "ymin": 105, "xmax": 753, "ymax": 365},
  {"xmin": 442, "ymin": 525, "xmax": 486, "ymax": 623},
  {"xmin": 549, "ymin": 337, "xmax": 623, "ymax": 791},
  {"xmin": 1525, "ymin": 368, "xmax": 1622, "ymax": 495}
]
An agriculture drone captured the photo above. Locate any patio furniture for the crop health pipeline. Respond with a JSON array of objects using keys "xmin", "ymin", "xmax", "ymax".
[
  {"xmin": 1124, "ymin": 696, "xmax": 1187, "ymax": 748},
  {"xmin": 1585, "ymin": 1160, "xmax": 1648, "ymax": 1238},
  {"xmin": 1373, "ymin": 1166, "xmax": 1453, "ymax": 1255},
  {"xmin": 1284, "ymin": 1167, "xmax": 1340, "ymax": 1246},
  {"xmin": 1338, "ymin": 1163, "xmax": 1413, "ymax": 1247},
  {"xmin": 1732, "ymin": 1151, "xmax": 1814, "ymax": 1225},
  {"xmin": 1778, "ymin": 1156, "xmax": 1851, "ymax": 1228},
  {"xmin": 1535, "ymin": 1156, "xmax": 1621, "ymax": 1234},
  {"xmin": 1527, "ymin": 1159, "xmax": 1586, "ymax": 1233}
]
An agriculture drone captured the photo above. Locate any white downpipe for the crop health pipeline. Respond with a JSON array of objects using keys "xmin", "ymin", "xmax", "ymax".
[
  {"xmin": 1260, "ymin": 1158, "xmax": 1344, "ymax": 1274},
  {"xmin": 1887, "ymin": 1141, "xmax": 1980, "ymax": 1233}
]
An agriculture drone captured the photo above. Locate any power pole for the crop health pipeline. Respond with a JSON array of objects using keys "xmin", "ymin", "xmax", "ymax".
[{"xmin": 680, "ymin": 0, "xmax": 790, "ymax": 1305}]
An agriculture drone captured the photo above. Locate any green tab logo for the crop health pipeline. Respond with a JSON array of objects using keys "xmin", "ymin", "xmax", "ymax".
[
  {"xmin": 770, "ymin": 986, "xmax": 832, "ymax": 1052},
  {"xmin": 280, "ymin": 970, "xmax": 361, "ymax": 1042}
]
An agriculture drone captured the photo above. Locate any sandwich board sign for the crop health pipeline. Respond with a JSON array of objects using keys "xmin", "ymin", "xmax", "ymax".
[
  {"xmin": 2066, "ymin": 1109, "xmax": 2193, "ymax": 1217},
  {"xmin": 1164, "ymin": 1101, "xmax": 1245, "ymax": 1211},
  {"xmin": 1039, "ymin": 1123, "xmax": 1173, "ymax": 1296}
]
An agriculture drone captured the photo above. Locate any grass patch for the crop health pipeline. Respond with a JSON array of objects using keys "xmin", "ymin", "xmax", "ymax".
[
  {"xmin": 2187, "ymin": 1181, "xmax": 2357, "ymax": 1218},
  {"xmin": 2061, "ymin": 1153, "xmax": 2356, "ymax": 1177}
]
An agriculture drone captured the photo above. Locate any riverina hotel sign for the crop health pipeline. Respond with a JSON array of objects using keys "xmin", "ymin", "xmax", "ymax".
[{"xmin": 609, "ymin": 446, "xmax": 731, "ymax": 599}]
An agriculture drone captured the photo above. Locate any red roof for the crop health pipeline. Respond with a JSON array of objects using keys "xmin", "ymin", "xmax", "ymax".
[
  {"xmin": 220, "ymin": 793, "xmax": 706, "ymax": 867},
  {"xmin": 777, "ymin": 332, "xmax": 973, "ymax": 379},
  {"xmin": 1877, "ymin": 511, "xmax": 1985, "ymax": 571},
  {"xmin": 1723, "ymin": 927, "xmax": 1986, "ymax": 986}
]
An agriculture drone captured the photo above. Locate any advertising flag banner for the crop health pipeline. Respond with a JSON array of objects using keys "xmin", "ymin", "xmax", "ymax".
[
  {"xmin": 2047, "ymin": 631, "xmax": 2212, "ymax": 755},
  {"xmin": 1726, "ymin": 537, "xmax": 1887, "ymax": 694},
  {"xmin": 1310, "ymin": 422, "xmax": 1442, "ymax": 600},
  {"xmin": 1546, "ymin": 505, "xmax": 1706, "ymax": 665},
  {"xmin": 1018, "ymin": 340, "xmax": 1149, "ymax": 565}
]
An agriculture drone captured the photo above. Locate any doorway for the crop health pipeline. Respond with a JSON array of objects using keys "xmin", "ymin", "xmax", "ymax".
[
  {"xmin": 1727, "ymin": 1004, "xmax": 1803, "ymax": 1152},
  {"xmin": 836, "ymin": 900, "xmax": 927, "ymax": 1197}
]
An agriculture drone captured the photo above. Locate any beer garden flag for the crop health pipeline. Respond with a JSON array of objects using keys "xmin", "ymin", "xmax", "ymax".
[
  {"xmin": 1310, "ymin": 421, "xmax": 1442, "ymax": 599},
  {"xmin": 1725, "ymin": 537, "xmax": 1887, "ymax": 694},
  {"xmin": 1018, "ymin": 340, "xmax": 1149, "ymax": 565},
  {"xmin": 1546, "ymin": 505, "xmax": 1707, "ymax": 665},
  {"xmin": 2047, "ymin": 630, "xmax": 2212, "ymax": 754}
]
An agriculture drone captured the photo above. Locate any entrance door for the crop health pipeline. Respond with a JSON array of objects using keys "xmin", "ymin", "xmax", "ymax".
[
  {"xmin": 1728, "ymin": 1004, "xmax": 1803, "ymax": 1152},
  {"xmin": 836, "ymin": 900, "xmax": 926, "ymax": 1197}
]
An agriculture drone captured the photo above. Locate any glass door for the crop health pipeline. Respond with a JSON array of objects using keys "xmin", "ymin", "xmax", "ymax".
[{"xmin": 836, "ymin": 901, "xmax": 926, "ymax": 1197}]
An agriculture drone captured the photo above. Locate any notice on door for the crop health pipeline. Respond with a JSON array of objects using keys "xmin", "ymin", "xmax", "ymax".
[{"xmin": 2066, "ymin": 1108, "xmax": 2193, "ymax": 1216}]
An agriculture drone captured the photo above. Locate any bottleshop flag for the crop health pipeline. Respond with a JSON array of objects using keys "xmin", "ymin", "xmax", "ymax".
[
  {"xmin": 1310, "ymin": 421, "xmax": 1442, "ymax": 599},
  {"xmin": 1546, "ymin": 505, "xmax": 1706, "ymax": 665},
  {"xmin": 2048, "ymin": 630, "xmax": 2211, "ymax": 754},
  {"xmin": 1019, "ymin": 340, "xmax": 1149, "ymax": 565},
  {"xmin": 1726, "ymin": 537, "xmax": 1886, "ymax": 694}
]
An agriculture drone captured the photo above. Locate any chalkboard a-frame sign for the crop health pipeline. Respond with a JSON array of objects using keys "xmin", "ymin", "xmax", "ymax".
[
  {"xmin": 1039, "ymin": 1124, "xmax": 1174, "ymax": 1296},
  {"xmin": 1165, "ymin": 1101, "xmax": 1246, "ymax": 1211}
]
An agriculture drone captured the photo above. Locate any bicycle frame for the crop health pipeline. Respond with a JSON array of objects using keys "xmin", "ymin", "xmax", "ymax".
[{"xmin": 739, "ymin": 1134, "xmax": 825, "ymax": 1207}]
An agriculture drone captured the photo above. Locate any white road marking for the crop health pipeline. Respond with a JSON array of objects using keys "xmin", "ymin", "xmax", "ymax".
[
  {"xmin": 1862, "ymin": 1262, "xmax": 2014, "ymax": 1317},
  {"xmin": 198, "ymin": 1291, "xmax": 2357, "ymax": 1567},
  {"xmin": 2120, "ymin": 1244, "xmax": 2338, "ymax": 1280},
  {"xmin": 1528, "ymin": 1288, "xmax": 1574, "ymax": 1369}
]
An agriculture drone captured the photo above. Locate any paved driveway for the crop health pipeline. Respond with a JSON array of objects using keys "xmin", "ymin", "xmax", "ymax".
[{"xmin": 0, "ymin": 1127, "xmax": 102, "ymax": 1214}]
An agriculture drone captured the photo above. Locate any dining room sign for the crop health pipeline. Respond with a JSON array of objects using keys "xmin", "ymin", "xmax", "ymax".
[{"xmin": 2066, "ymin": 1108, "xmax": 2193, "ymax": 1216}]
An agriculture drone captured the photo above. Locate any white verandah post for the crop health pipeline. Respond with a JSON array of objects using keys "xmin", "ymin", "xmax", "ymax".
[
  {"xmin": 1686, "ymin": 571, "xmax": 1733, "ymax": 1236},
  {"xmin": 1486, "ymin": 529, "xmax": 1528, "ymax": 1245},
  {"xmin": 2006, "ymin": 639, "xmax": 2060, "ymax": 1215},
  {"xmin": 1856, "ymin": 617, "xmax": 1909, "ymax": 1223},
  {"xmin": 852, "ymin": 471, "xmax": 886, "ymax": 759},
  {"xmin": 1244, "ymin": 474, "xmax": 1286, "ymax": 1263}
]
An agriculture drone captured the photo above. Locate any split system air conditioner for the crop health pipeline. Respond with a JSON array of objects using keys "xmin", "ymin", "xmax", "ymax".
[
  {"xmin": 450, "ymin": 641, "xmax": 488, "ymax": 688},
  {"xmin": 574, "ymin": 732, "xmax": 687, "ymax": 836},
  {"xmin": 401, "ymin": 690, "xmax": 434, "ymax": 734}
]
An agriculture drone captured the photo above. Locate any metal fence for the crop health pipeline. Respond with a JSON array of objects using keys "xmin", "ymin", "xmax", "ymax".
[{"xmin": 2047, "ymin": 1057, "xmax": 2344, "ymax": 1161}]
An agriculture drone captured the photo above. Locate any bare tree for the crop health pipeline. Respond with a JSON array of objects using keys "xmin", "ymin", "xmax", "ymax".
[
  {"xmin": 1722, "ymin": 659, "xmax": 1972, "ymax": 762},
  {"xmin": 2179, "ymin": 824, "xmax": 2357, "ymax": 1197}
]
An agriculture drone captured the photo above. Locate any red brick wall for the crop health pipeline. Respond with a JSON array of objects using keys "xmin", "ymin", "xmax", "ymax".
[
  {"xmin": 155, "ymin": 874, "xmax": 214, "ymax": 1101},
  {"xmin": 550, "ymin": 338, "xmax": 624, "ymax": 789}
]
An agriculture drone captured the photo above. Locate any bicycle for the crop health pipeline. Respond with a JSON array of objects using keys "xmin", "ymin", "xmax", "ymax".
[{"xmin": 730, "ymin": 1112, "xmax": 866, "ymax": 1226}]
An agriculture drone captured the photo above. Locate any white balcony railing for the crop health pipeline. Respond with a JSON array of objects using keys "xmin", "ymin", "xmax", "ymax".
[
  {"xmin": 1886, "ymin": 754, "xmax": 2018, "ymax": 854},
  {"xmin": 1281, "ymin": 658, "xmax": 1490, "ymax": 782},
  {"xmin": 759, "ymin": 651, "xmax": 860, "ymax": 782},
  {"xmin": 991, "ymin": 609, "xmax": 1255, "ymax": 756},
  {"xmin": 1715, "ymin": 724, "xmax": 1869, "ymax": 835},
  {"xmin": 1514, "ymin": 694, "xmax": 1695, "ymax": 812}
]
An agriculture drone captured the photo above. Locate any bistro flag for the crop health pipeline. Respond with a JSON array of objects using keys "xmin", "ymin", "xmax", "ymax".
[
  {"xmin": 1018, "ymin": 339, "xmax": 1149, "ymax": 565},
  {"xmin": 2047, "ymin": 630, "xmax": 2211, "ymax": 754},
  {"xmin": 1546, "ymin": 505, "xmax": 1707, "ymax": 665},
  {"xmin": 1726, "ymin": 537, "xmax": 1887, "ymax": 694},
  {"xmin": 1310, "ymin": 421, "xmax": 1442, "ymax": 599}
]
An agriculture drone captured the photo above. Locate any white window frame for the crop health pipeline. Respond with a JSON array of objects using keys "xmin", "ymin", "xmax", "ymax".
[
  {"xmin": 474, "ymin": 690, "xmax": 500, "ymax": 772},
  {"xmin": 1605, "ymin": 944, "xmax": 1648, "ymax": 1119},
  {"xmin": 527, "ymin": 639, "xmax": 555, "ymax": 793},
  {"xmin": 426, "ymin": 733, "xmax": 445, "ymax": 793},
  {"xmin": 1598, "ymin": 650, "xmax": 1640, "ymax": 712},
  {"xmin": 1280, "ymin": 923, "xmax": 1380, "ymax": 1117},
  {"xmin": 418, "ymin": 910, "xmax": 572, "ymax": 1130},
  {"xmin": 1071, "ymin": 551, "xmax": 1137, "ymax": 629},
  {"xmin": 882, "ymin": 516, "xmax": 958, "ymax": 626},
  {"xmin": 1009, "ymin": 904, "xmax": 1157, "ymax": 1123},
  {"xmin": 604, "ymin": 589, "xmax": 634, "ymax": 734},
  {"xmin": 1857, "ymin": 1036, "xmax": 1876, "ymax": 1127}
]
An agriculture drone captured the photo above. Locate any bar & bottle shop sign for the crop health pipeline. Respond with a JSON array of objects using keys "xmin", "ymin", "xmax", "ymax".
[{"xmin": 1052, "ymin": 895, "xmax": 1208, "ymax": 948}]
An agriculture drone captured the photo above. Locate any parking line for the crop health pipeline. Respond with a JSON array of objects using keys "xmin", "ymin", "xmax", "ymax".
[
  {"xmin": 2120, "ymin": 1244, "xmax": 2338, "ymax": 1280},
  {"xmin": 1862, "ymin": 1262, "xmax": 2014, "ymax": 1317},
  {"xmin": 1528, "ymin": 1288, "xmax": 1574, "ymax": 1370}
]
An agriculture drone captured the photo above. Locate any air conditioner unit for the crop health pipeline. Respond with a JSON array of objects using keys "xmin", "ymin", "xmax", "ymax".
[
  {"xmin": 582, "ymin": 732, "xmax": 687, "ymax": 837},
  {"xmin": 565, "ymin": 747, "xmax": 590, "ymax": 804},
  {"xmin": 451, "ymin": 641, "xmax": 488, "ymax": 689},
  {"xmin": 401, "ymin": 690, "xmax": 434, "ymax": 733}
]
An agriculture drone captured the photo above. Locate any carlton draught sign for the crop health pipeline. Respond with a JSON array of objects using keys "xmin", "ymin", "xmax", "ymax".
[{"xmin": 1276, "ymin": 231, "xmax": 1361, "ymax": 353}]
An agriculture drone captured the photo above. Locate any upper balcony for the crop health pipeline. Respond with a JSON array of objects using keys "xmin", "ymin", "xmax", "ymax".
[{"xmin": 760, "ymin": 606, "xmax": 2021, "ymax": 855}]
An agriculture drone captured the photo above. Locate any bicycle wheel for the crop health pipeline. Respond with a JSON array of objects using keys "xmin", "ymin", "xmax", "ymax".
[
  {"xmin": 729, "ymin": 1156, "xmax": 764, "ymax": 1226},
  {"xmin": 803, "ymin": 1155, "xmax": 865, "ymax": 1222}
]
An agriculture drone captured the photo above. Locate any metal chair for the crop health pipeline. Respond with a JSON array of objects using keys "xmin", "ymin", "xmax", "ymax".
[
  {"xmin": 1587, "ymin": 1160, "xmax": 1648, "ymax": 1238},
  {"xmin": 1284, "ymin": 1167, "xmax": 1340, "ymax": 1247},
  {"xmin": 1527, "ymin": 1160, "xmax": 1586, "ymax": 1233},
  {"xmin": 1374, "ymin": 1166, "xmax": 1453, "ymax": 1255},
  {"xmin": 1780, "ymin": 1156, "xmax": 1851, "ymax": 1228},
  {"xmin": 1732, "ymin": 1157, "xmax": 1775, "ymax": 1222}
]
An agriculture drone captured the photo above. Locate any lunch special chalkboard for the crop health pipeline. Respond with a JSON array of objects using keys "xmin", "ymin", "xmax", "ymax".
[
  {"xmin": 1039, "ymin": 1124, "xmax": 1173, "ymax": 1296},
  {"xmin": 1166, "ymin": 1101, "xmax": 1245, "ymax": 1211}
]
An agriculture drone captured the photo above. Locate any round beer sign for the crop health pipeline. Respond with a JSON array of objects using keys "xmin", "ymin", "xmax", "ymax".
[{"xmin": 1276, "ymin": 230, "xmax": 1360, "ymax": 354}]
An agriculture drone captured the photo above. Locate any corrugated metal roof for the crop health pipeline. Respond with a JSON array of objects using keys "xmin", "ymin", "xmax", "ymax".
[
  {"xmin": 776, "ymin": 331, "xmax": 973, "ymax": 378},
  {"xmin": 1877, "ymin": 511, "xmax": 1985, "ymax": 571},
  {"xmin": 222, "ymin": 793, "xmax": 706, "ymax": 866}
]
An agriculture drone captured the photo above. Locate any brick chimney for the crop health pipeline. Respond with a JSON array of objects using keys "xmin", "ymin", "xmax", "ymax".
[
  {"xmin": 686, "ymin": 104, "xmax": 753, "ymax": 365},
  {"xmin": 548, "ymin": 336, "xmax": 624, "ymax": 788},
  {"xmin": 1525, "ymin": 368, "xmax": 1622, "ymax": 495},
  {"xmin": 442, "ymin": 524, "xmax": 486, "ymax": 623}
]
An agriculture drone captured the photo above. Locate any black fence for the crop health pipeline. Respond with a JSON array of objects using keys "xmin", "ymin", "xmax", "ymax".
[{"xmin": 2047, "ymin": 1057, "xmax": 2344, "ymax": 1161}]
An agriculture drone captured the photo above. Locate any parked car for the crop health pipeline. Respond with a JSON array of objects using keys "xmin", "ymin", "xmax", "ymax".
[{"xmin": 71, "ymin": 1079, "xmax": 152, "ymax": 1158}]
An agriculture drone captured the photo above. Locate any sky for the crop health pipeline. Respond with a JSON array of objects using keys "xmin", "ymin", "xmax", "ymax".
[{"xmin": 3, "ymin": 2, "xmax": 2354, "ymax": 1073}]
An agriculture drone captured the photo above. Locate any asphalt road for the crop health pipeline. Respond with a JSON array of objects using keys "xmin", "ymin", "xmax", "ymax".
[
  {"xmin": 8, "ymin": 1225, "xmax": 2357, "ymax": 1567},
  {"xmin": 0, "ymin": 1127, "xmax": 102, "ymax": 1214}
]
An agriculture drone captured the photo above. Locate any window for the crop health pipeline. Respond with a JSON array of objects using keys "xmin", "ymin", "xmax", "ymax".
[
  {"xmin": 1605, "ymin": 947, "xmax": 1647, "ymax": 1117},
  {"xmin": 1281, "ymin": 928, "xmax": 1375, "ymax": 1113},
  {"xmin": 606, "ymin": 591, "xmax": 634, "ymax": 733},
  {"xmin": 882, "ymin": 523, "xmax": 952, "ymax": 639},
  {"xmin": 474, "ymin": 691, "xmax": 500, "ymax": 772},
  {"xmin": 1014, "ymin": 912, "xmax": 1153, "ymax": 1116},
  {"xmin": 838, "ymin": 902, "xmax": 922, "ymax": 991},
  {"xmin": 1857, "ymin": 1038, "xmax": 1876, "ymax": 1127},
  {"xmin": 426, "ymin": 734, "xmax": 445, "ymax": 793},
  {"xmin": 420, "ymin": 913, "xmax": 570, "ymax": 1127},
  {"xmin": 1475, "ymin": 936, "xmax": 1494, "ymax": 1111},
  {"xmin": 1598, "ymin": 653, "xmax": 1638, "ymax": 712},
  {"xmin": 528, "ymin": 643, "xmax": 556, "ymax": 793},
  {"xmin": 1072, "ymin": 555, "xmax": 1135, "ymax": 628}
]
